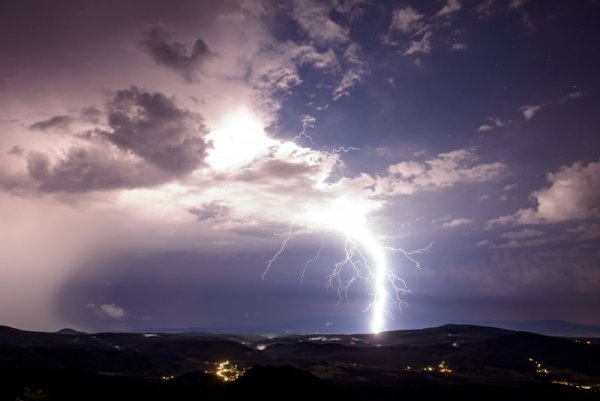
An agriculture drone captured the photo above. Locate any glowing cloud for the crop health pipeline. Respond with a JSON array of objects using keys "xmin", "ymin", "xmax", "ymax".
[{"xmin": 206, "ymin": 107, "xmax": 276, "ymax": 172}]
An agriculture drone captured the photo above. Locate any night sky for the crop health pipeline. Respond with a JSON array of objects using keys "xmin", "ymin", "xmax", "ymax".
[{"xmin": 1, "ymin": 0, "xmax": 599, "ymax": 333}]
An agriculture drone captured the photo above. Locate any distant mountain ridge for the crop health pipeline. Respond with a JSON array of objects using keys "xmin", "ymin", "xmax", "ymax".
[
  {"xmin": 56, "ymin": 328, "xmax": 86, "ymax": 335},
  {"xmin": 477, "ymin": 320, "xmax": 600, "ymax": 337},
  {"xmin": 4, "ymin": 317, "xmax": 599, "ymax": 338},
  {"xmin": 140, "ymin": 317, "xmax": 600, "ymax": 337}
]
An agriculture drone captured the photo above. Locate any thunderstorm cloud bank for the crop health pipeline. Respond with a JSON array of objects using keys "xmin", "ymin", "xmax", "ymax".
[{"xmin": 0, "ymin": 0, "xmax": 599, "ymax": 332}]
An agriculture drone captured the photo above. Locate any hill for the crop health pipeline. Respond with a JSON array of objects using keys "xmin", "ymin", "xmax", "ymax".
[{"xmin": 0, "ymin": 324, "xmax": 598, "ymax": 400}]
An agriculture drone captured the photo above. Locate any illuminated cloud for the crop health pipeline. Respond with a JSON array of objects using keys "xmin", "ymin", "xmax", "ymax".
[
  {"xmin": 521, "ymin": 104, "xmax": 543, "ymax": 121},
  {"xmin": 494, "ymin": 237, "xmax": 557, "ymax": 249},
  {"xmin": 436, "ymin": 0, "xmax": 462, "ymax": 18},
  {"xmin": 476, "ymin": 116, "xmax": 509, "ymax": 132},
  {"xmin": 390, "ymin": 7, "xmax": 425, "ymax": 34},
  {"xmin": 290, "ymin": 44, "xmax": 339, "ymax": 70},
  {"xmin": 501, "ymin": 228, "xmax": 544, "ymax": 239},
  {"xmin": 88, "ymin": 303, "xmax": 127, "ymax": 319},
  {"xmin": 519, "ymin": 92, "xmax": 582, "ymax": 122},
  {"xmin": 205, "ymin": 108, "xmax": 276, "ymax": 172},
  {"xmin": 292, "ymin": 0, "xmax": 350, "ymax": 46},
  {"xmin": 290, "ymin": 0, "xmax": 368, "ymax": 100},
  {"xmin": 386, "ymin": 1, "xmax": 464, "ymax": 59},
  {"xmin": 332, "ymin": 43, "xmax": 369, "ymax": 100},
  {"xmin": 378, "ymin": 149, "xmax": 505, "ymax": 196},
  {"xmin": 488, "ymin": 161, "xmax": 600, "ymax": 225},
  {"xmin": 510, "ymin": 0, "xmax": 528, "ymax": 9},
  {"xmin": 442, "ymin": 218, "xmax": 474, "ymax": 228},
  {"xmin": 451, "ymin": 42, "xmax": 467, "ymax": 51},
  {"xmin": 404, "ymin": 32, "xmax": 432, "ymax": 56}
]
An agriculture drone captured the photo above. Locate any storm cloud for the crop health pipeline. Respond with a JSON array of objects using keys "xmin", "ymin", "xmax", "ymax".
[
  {"xmin": 0, "ymin": 0, "xmax": 599, "ymax": 333},
  {"xmin": 21, "ymin": 87, "xmax": 209, "ymax": 193},
  {"xmin": 29, "ymin": 115, "xmax": 74, "ymax": 132},
  {"xmin": 26, "ymin": 147, "xmax": 167, "ymax": 193},
  {"xmin": 103, "ymin": 87, "xmax": 209, "ymax": 174},
  {"xmin": 139, "ymin": 25, "xmax": 215, "ymax": 83}
]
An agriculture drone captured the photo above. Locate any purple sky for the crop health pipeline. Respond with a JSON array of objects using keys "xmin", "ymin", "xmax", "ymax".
[{"xmin": 1, "ymin": 0, "xmax": 599, "ymax": 333}]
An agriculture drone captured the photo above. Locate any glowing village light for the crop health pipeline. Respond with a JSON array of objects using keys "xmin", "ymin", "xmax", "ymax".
[{"xmin": 214, "ymin": 361, "xmax": 245, "ymax": 382}]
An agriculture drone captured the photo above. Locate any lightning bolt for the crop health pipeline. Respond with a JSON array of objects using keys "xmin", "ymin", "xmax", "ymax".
[
  {"xmin": 292, "ymin": 115, "xmax": 359, "ymax": 178},
  {"xmin": 265, "ymin": 222, "xmax": 431, "ymax": 334},
  {"xmin": 299, "ymin": 236, "xmax": 327, "ymax": 289},
  {"xmin": 291, "ymin": 115, "xmax": 317, "ymax": 145},
  {"xmin": 262, "ymin": 116, "xmax": 431, "ymax": 334},
  {"xmin": 262, "ymin": 222, "xmax": 295, "ymax": 280},
  {"xmin": 204, "ymin": 108, "xmax": 430, "ymax": 334}
]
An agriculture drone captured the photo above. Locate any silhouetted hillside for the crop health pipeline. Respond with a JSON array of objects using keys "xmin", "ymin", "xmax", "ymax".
[
  {"xmin": 480, "ymin": 320, "xmax": 600, "ymax": 337},
  {"xmin": 0, "ymin": 324, "xmax": 598, "ymax": 400}
]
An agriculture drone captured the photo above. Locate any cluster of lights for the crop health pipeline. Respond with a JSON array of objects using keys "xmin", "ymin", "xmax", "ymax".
[
  {"xmin": 529, "ymin": 357, "xmax": 600, "ymax": 392},
  {"xmin": 419, "ymin": 361, "xmax": 453, "ymax": 374},
  {"xmin": 551, "ymin": 381, "xmax": 597, "ymax": 391},
  {"xmin": 528, "ymin": 357, "xmax": 550, "ymax": 374},
  {"xmin": 214, "ymin": 361, "xmax": 245, "ymax": 382},
  {"xmin": 160, "ymin": 375, "xmax": 175, "ymax": 381},
  {"xmin": 437, "ymin": 361, "xmax": 453, "ymax": 373}
]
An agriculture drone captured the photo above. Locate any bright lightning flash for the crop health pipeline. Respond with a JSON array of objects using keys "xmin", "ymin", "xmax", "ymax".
[
  {"xmin": 267, "ymin": 197, "xmax": 431, "ymax": 334},
  {"xmin": 206, "ymin": 107, "xmax": 276, "ymax": 172},
  {"xmin": 304, "ymin": 198, "xmax": 389, "ymax": 334},
  {"xmin": 347, "ymin": 227, "xmax": 388, "ymax": 334},
  {"xmin": 205, "ymin": 108, "xmax": 430, "ymax": 334}
]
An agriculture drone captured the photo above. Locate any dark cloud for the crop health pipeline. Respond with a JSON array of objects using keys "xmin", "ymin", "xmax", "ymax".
[
  {"xmin": 14, "ymin": 87, "xmax": 208, "ymax": 193},
  {"xmin": 188, "ymin": 202, "xmax": 228, "ymax": 221},
  {"xmin": 29, "ymin": 115, "xmax": 74, "ymax": 132},
  {"xmin": 27, "ymin": 108, "xmax": 102, "ymax": 135},
  {"xmin": 139, "ymin": 25, "xmax": 215, "ymax": 83},
  {"xmin": 26, "ymin": 147, "xmax": 167, "ymax": 193},
  {"xmin": 7, "ymin": 145, "xmax": 24, "ymax": 156},
  {"xmin": 79, "ymin": 106, "xmax": 103, "ymax": 124},
  {"xmin": 235, "ymin": 159, "xmax": 318, "ymax": 183},
  {"xmin": 103, "ymin": 86, "xmax": 209, "ymax": 174}
]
